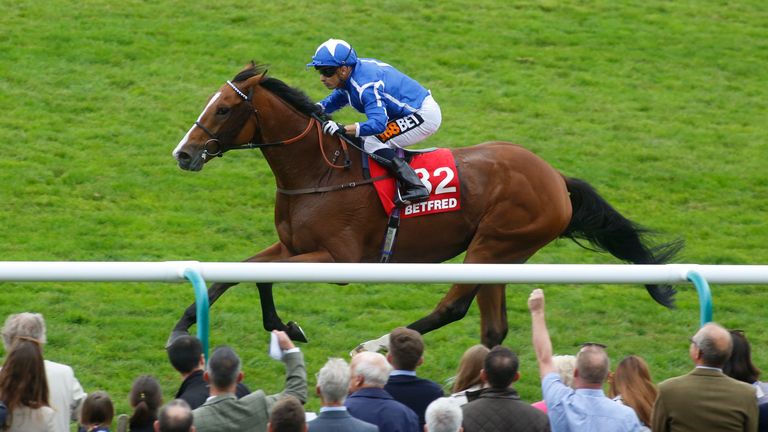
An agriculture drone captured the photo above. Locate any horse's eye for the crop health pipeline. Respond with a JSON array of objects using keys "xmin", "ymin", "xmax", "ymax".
[{"xmin": 216, "ymin": 107, "xmax": 230, "ymax": 116}]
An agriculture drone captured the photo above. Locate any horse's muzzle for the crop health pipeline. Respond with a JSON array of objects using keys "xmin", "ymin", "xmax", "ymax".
[{"xmin": 174, "ymin": 150, "xmax": 204, "ymax": 172}]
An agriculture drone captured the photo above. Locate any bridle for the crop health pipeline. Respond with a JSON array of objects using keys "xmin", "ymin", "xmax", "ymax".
[{"xmin": 195, "ymin": 80, "xmax": 349, "ymax": 169}]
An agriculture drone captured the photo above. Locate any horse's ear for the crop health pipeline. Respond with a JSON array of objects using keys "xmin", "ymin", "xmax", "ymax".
[{"xmin": 258, "ymin": 69, "xmax": 269, "ymax": 82}]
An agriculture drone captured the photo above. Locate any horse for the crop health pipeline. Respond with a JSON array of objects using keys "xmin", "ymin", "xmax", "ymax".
[{"xmin": 171, "ymin": 62, "xmax": 683, "ymax": 349}]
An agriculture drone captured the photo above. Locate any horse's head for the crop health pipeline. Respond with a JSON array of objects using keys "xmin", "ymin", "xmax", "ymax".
[{"xmin": 172, "ymin": 63, "xmax": 267, "ymax": 171}]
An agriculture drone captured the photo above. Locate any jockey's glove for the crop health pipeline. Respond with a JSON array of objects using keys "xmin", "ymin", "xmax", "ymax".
[{"xmin": 322, "ymin": 120, "xmax": 344, "ymax": 136}]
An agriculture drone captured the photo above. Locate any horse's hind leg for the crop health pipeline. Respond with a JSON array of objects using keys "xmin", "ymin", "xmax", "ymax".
[
  {"xmin": 407, "ymin": 284, "xmax": 482, "ymax": 334},
  {"xmin": 476, "ymin": 284, "xmax": 508, "ymax": 347},
  {"xmin": 351, "ymin": 283, "xmax": 481, "ymax": 355}
]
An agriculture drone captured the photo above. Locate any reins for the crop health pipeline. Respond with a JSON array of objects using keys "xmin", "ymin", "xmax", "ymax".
[{"xmin": 199, "ymin": 80, "xmax": 351, "ymax": 170}]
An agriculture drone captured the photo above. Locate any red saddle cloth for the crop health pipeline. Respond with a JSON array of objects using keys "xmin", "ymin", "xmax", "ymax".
[{"xmin": 370, "ymin": 148, "xmax": 461, "ymax": 218}]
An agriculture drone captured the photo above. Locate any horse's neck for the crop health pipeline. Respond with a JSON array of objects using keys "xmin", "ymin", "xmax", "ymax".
[{"xmin": 256, "ymin": 94, "xmax": 352, "ymax": 190}]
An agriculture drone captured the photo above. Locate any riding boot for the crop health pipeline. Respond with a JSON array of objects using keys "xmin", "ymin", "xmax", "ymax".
[{"xmin": 385, "ymin": 156, "xmax": 430, "ymax": 206}]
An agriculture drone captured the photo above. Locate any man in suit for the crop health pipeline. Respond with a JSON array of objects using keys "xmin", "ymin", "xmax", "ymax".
[
  {"xmin": 2, "ymin": 312, "xmax": 87, "ymax": 432},
  {"xmin": 192, "ymin": 330, "xmax": 306, "ymax": 432},
  {"xmin": 167, "ymin": 334, "xmax": 251, "ymax": 409},
  {"xmin": 652, "ymin": 322, "xmax": 758, "ymax": 431},
  {"xmin": 308, "ymin": 358, "xmax": 378, "ymax": 432},
  {"xmin": 384, "ymin": 327, "xmax": 443, "ymax": 426},
  {"xmin": 461, "ymin": 346, "xmax": 549, "ymax": 431},
  {"xmin": 346, "ymin": 351, "xmax": 420, "ymax": 432},
  {"xmin": 154, "ymin": 399, "xmax": 195, "ymax": 432}
]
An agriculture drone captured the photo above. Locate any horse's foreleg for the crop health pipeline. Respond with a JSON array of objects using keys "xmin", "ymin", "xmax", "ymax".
[
  {"xmin": 169, "ymin": 281, "xmax": 238, "ymax": 345},
  {"xmin": 476, "ymin": 284, "xmax": 508, "ymax": 348},
  {"xmin": 257, "ymin": 249, "xmax": 336, "ymax": 342},
  {"xmin": 168, "ymin": 242, "xmax": 291, "ymax": 346}
]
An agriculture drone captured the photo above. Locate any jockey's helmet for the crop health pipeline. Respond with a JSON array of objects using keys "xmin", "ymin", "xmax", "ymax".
[{"xmin": 306, "ymin": 39, "xmax": 358, "ymax": 68}]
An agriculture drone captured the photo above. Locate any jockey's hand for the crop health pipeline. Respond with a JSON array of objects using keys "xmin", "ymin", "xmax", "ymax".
[{"xmin": 322, "ymin": 120, "xmax": 344, "ymax": 136}]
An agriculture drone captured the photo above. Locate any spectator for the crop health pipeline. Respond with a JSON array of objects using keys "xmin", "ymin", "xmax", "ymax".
[
  {"xmin": 79, "ymin": 391, "xmax": 115, "ymax": 432},
  {"xmin": 651, "ymin": 322, "xmax": 758, "ymax": 432},
  {"xmin": 308, "ymin": 358, "xmax": 378, "ymax": 432},
  {"xmin": 384, "ymin": 327, "xmax": 443, "ymax": 425},
  {"xmin": 425, "ymin": 398, "xmax": 463, "ymax": 432},
  {"xmin": 447, "ymin": 345, "xmax": 489, "ymax": 406},
  {"xmin": 724, "ymin": 329, "xmax": 768, "ymax": 431},
  {"xmin": 0, "ymin": 337, "xmax": 56, "ymax": 431},
  {"xmin": 608, "ymin": 355, "xmax": 656, "ymax": 430},
  {"xmin": 531, "ymin": 355, "xmax": 576, "ymax": 413},
  {"xmin": 166, "ymin": 335, "xmax": 251, "ymax": 409},
  {"xmin": 2, "ymin": 312, "xmax": 87, "ymax": 432},
  {"xmin": 461, "ymin": 346, "xmax": 549, "ymax": 432},
  {"xmin": 528, "ymin": 288, "xmax": 642, "ymax": 431},
  {"xmin": 268, "ymin": 396, "xmax": 306, "ymax": 432},
  {"xmin": 346, "ymin": 351, "xmax": 419, "ymax": 432},
  {"xmin": 128, "ymin": 375, "xmax": 163, "ymax": 432},
  {"xmin": 724, "ymin": 330, "xmax": 768, "ymax": 402},
  {"xmin": 192, "ymin": 330, "xmax": 306, "ymax": 432},
  {"xmin": 154, "ymin": 399, "xmax": 195, "ymax": 432},
  {"xmin": 0, "ymin": 401, "xmax": 7, "ymax": 427}
]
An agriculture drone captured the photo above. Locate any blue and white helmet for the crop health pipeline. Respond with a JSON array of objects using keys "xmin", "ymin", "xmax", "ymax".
[{"xmin": 306, "ymin": 39, "xmax": 358, "ymax": 68}]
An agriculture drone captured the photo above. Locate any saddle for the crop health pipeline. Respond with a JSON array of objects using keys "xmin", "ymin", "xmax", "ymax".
[{"xmin": 363, "ymin": 147, "xmax": 462, "ymax": 262}]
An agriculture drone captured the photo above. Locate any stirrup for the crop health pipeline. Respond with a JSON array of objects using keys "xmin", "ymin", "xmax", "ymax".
[{"xmin": 394, "ymin": 189, "xmax": 429, "ymax": 206}]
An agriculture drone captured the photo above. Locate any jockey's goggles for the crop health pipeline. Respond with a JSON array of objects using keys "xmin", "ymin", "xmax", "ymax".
[{"xmin": 316, "ymin": 66, "xmax": 339, "ymax": 77}]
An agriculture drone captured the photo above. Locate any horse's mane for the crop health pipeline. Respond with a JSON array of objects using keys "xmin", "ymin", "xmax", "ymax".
[{"xmin": 232, "ymin": 62, "xmax": 321, "ymax": 117}]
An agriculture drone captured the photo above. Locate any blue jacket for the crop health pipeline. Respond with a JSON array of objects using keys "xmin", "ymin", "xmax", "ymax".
[
  {"xmin": 384, "ymin": 374, "xmax": 443, "ymax": 426},
  {"xmin": 308, "ymin": 409, "xmax": 379, "ymax": 432},
  {"xmin": 345, "ymin": 387, "xmax": 419, "ymax": 432},
  {"xmin": 318, "ymin": 59, "xmax": 431, "ymax": 137}
]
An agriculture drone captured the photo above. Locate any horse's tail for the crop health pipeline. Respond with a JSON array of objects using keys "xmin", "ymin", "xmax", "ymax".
[{"xmin": 561, "ymin": 176, "xmax": 684, "ymax": 308}]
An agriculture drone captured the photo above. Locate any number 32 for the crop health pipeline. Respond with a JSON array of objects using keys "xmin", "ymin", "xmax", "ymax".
[{"xmin": 414, "ymin": 167, "xmax": 457, "ymax": 195}]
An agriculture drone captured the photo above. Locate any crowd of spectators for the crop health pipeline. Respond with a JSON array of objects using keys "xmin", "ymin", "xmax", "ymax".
[{"xmin": 1, "ymin": 288, "xmax": 767, "ymax": 432}]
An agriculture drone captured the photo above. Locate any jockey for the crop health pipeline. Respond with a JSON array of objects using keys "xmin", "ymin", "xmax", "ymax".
[{"xmin": 308, "ymin": 38, "xmax": 441, "ymax": 206}]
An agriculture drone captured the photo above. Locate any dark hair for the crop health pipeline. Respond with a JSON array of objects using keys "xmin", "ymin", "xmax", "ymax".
[
  {"xmin": 158, "ymin": 399, "xmax": 194, "ymax": 432},
  {"xmin": 129, "ymin": 375, "xmax": 163, "ymax": 428},
  {"xmin": 167, "ymin": 335, "xmax": 203, "ymax": 374},
  {"xmin": 268, "ymin": 396, "xmax": 305, "ymax": 432},
  {"xmin": 724, "ymin": 330, "xmax": 760, "ymax": 383},
  {"xmin": 208, "ymin": 346, "xmax": 241, "ymax": 389},
  {"xmin": 0, "ymin": 338, "xmax": 49, "ymax": 428},
  {"xmin": 80, "ymin": 391, "xmax": 115, "ymax": 427},
  {"xmin": 389, "ymin": 327, "xmax": 424, "ymax": 371},
  {"xmin": 483, "ymin": 346, "xmax": 519, "ymax": 389}
]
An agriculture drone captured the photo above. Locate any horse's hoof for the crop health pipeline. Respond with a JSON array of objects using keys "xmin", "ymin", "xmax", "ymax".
[
  {"xmin": 285, "ymin": 321, "xmax": 308, "ymax": 343},
  {"xmin": 165, "ymin": 330, "xmax": 191, "ymax": 348},
  {"xmin": 349, "ymin": 334, "xmax": 390, "ymax": 357}
]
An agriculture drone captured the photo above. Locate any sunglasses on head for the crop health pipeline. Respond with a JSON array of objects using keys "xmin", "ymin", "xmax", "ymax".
[
  {"xmin": 580, "ymin": 342, "xmax": 607, "ymax": 349},
  {"xmin": 316, "ymin": 66, "xmax": 338, "ymax": 77}
]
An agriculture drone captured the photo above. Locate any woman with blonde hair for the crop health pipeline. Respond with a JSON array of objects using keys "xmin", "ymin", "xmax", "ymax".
[
  {"xmin": 531, "ymin": 354, "xmax": 576, "ymax": 413},
  {"xmin": 447, "ymin": 344, "xmax": 490, "ymax": 405},
  {"xmin": 609, "ymin": 355, "xmax": 657, "ymax": 429},
  {"xmin": 0, "ymin": 337, "xmax": 56, "ymax": 431}
]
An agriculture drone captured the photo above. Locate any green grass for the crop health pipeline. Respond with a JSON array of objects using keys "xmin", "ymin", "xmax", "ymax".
[{"xmin": 1, "ymin": 0, "xmax": 767, "ymax": 428}]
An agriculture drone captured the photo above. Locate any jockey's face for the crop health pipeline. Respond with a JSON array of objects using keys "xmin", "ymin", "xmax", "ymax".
[{"xmin": 318, "ymin": 65, "xmax": 351, "ymax": 90}]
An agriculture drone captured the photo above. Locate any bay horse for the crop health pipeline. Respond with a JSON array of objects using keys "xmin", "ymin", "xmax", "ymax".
[{"xmin": 171, "ymin": 62, "xmax": 682, "ymax": 349}]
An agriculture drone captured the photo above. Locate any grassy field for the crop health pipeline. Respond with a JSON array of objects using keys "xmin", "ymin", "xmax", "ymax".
[{"xmin": 1, "ymin": 0, "xmax": 767, "ymax": 426}]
